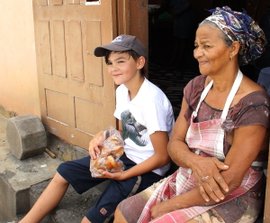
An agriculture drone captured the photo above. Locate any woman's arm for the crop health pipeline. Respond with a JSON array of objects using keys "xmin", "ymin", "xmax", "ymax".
[
  {"xmin": 151, "ymin": 123, "xmax": 267, "ymax": 219},
  {"xmin": 169, "ymin": 97, "xmax": 267, "ymax": 199},
  {"xmin": 167, "ymin": 98, "xmax": 195, "ymax": 167},
  {"xmin": 220, "ymin": 124, "xmax": 267, "ymax": 188},
  {"xmin": 153, "ymin": 96, "xmax": 267, "ymax": 219},
  {"xmin": 151, "ymin": 184, "xmax": 215, "ymax": 219},
  {"xmin": 168, "ymin": 98, "xmax": 229, "ymax": 201},
  {"xmin": 192, "ymin": 124, "xmax": 266, "ymax": 203}
]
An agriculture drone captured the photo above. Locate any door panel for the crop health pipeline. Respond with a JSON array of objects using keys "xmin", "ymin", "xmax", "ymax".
[
  {"xmin": 84, "ymin": 21, "xmax": 103, "ymax": 86},
  {"xmin": 51, "ymin": 20, "xmax": 66, "ymax": 77},
  {"xmin": 66, "ymin": 20, "xmax": 84, "ymax": 81},
  {"xmin": 33, "ymin": 0, "xmax": 117, "ymax": 149}
]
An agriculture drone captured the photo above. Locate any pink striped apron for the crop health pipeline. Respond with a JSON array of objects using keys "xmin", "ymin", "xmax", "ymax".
[{"xmin": 138, "ymin": 70, "xmax": 263, "ymax": 223}]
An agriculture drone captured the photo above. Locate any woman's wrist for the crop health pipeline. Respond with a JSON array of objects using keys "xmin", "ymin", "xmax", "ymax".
[
  {"xmin": 166, "ymin": 197, "xmax": 185, "ymax": 212},
  {"xmin": 182, "ymin": 150, "xmax": 200, "ymax": 170}
]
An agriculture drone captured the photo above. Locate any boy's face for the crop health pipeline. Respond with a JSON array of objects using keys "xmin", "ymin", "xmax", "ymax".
[{"xmin": 106, "ymin": 52, "xmax": 144, "ymax": 86}]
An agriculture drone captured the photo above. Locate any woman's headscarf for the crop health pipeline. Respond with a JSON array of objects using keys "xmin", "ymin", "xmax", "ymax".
[{"xmin": 201, "ymin": 6, "xmax": 266, "ymax": 65}]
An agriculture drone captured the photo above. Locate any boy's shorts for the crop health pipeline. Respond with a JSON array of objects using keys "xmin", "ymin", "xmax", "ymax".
[{"xmin": 57, "ymin": 153, "xmax": 162, "ymax": 223}]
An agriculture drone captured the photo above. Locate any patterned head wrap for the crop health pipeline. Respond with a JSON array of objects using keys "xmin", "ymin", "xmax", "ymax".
[{"xmin": 201, "ymin": 6, "xmax": 266, "ymax": 65}]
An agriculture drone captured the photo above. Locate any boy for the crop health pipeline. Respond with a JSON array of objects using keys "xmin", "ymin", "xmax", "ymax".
[{"xmin": 20, "ymin": 34, "xmax": 174, "ymax": 223}]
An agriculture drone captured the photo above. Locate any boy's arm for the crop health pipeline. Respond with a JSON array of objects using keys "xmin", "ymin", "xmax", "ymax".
[{"xmin": 123, "ymin": 130, "xmax": 170, "ymax": 178}]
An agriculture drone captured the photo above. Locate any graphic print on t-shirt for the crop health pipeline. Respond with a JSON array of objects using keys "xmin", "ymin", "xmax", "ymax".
[{"xmin": 121, "ymin": 110, "xmax": 147, "ymax": 146}]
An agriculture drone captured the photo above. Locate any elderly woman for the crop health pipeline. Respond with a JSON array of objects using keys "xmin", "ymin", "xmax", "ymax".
[{"xmin": 114, "ymin": 6, "xmax": 269, "ymax": 223}]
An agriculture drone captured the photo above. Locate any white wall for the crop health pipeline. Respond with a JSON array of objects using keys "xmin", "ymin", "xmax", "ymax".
[{"xmin": 0, "ymin": 0, "xmax": 40, "ymax": 116}]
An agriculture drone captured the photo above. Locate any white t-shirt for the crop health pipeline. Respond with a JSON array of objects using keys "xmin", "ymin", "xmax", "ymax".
[{"xmin": 114, "ymin": 78, "xmax": 175, "ymax": 176}]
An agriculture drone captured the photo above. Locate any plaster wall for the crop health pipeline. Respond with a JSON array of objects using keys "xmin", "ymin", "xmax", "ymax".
[{"xmin": 0, "ymin": 0, "xmax": 40, "ymax": 116}]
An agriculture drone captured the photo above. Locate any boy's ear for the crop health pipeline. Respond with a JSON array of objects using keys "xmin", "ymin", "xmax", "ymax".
[{"xmin": 136, "ymin": 56, "xmax": 146, "ymax": 69}]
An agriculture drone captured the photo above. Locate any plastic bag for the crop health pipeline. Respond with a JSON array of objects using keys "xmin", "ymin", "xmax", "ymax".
[{"xmin": 90, "ymin": 128, "xmax": 124, "ymax": 177}]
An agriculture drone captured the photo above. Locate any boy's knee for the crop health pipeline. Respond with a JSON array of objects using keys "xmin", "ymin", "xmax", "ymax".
[
  {"xmin": 52, "ymin": 172, "xmax": 68, "ymax": 185},
  {"xmin": 81, "ymin": 216, "xmax": 91, "ymax": 223},
  {"xmin": 56, "ymin": 162, "xmax": 74, "ymax": 181}
]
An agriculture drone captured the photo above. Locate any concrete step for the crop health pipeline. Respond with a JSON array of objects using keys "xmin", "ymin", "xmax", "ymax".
[
  {"xmin": 0, "ymin": 113, "xmax": 61, "ymax": 222},
  {"xmin": 0, "ymin": 114, "xmax": 108, "ymax": 223},
  {"xmin": 0, "ymin": 149, "xmax": 62, "ymax": 222}
]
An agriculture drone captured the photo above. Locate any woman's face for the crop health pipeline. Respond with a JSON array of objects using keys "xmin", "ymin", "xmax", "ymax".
[
  {"xmin": 193, "ymin": 24, "xmax": 231, "ymax": 76},
  {"xmin": 106, "ymin": 52, "xmax": 141, "ymax": 86}
]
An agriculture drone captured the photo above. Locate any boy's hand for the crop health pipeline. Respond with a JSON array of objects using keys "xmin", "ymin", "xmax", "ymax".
[
  {"xmin": 89, "ymin": 131, "xmax": 105, "ymax": 159},
  {"xmin": 97, "ymin": 170, "xmax": 125, "ymax": 180}
]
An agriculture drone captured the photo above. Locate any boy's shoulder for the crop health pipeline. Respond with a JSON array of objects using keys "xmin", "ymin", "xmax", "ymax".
[
  {"xmin": 116, "ymin": 79, "xmax": 170, "ymax": 103},
  {"xmin": 116, "ymin": 78, "xmax": 163, "ymax": 94},
  {"xmin": 143, "ymin": 78, "xmax": 165, "ymax": 94}
]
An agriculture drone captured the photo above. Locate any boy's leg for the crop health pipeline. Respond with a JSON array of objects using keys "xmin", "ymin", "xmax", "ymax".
[
  {"xmin": 81, "ymin": 216, "xmax": 92, "ymax": 223},
  {"xmin": 85, "ymin": 176, "xmax": 142, "ymax": 223},
  {"xmin": 19, "ymin": 172, "xmax": 69, "ymax": 223},
  {"xmin": 85, "ymin": 171, "xmax": 161, "ymax": 222},
  {"xmin": 20, "ymin": 156, "xmax": 105, "ymax": 223},
  {"xmin": 114, "ymin": 179, "xmax": 163, "ymax": 223}
]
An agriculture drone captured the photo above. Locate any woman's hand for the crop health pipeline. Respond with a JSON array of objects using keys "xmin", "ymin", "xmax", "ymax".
[
  {"xmin": 88, "ymin": 131, "xmax": 105, "ymax": 159},
  {"xmin": 191, "ymin": 156, "xmax": 229, "ymax": 203}
]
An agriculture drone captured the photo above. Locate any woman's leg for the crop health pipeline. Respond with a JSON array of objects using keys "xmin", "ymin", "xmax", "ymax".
[{"xmin": 19, "ymin": 172, "xmax": 69, "ymax": 223}]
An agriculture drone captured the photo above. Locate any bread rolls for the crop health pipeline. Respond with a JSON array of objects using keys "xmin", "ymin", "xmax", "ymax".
[{"xmin": 90, "ymin": 130, "xmax": 124, "ymax": 177}]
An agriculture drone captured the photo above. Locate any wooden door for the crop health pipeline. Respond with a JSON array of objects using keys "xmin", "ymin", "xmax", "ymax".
[{"xmin": 33, "ymin": 0, "xmax": 118, "ymax": 149}]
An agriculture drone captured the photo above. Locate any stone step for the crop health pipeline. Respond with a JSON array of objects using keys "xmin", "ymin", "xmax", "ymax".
[
  {"xmin": 0, "ymin": 114, "xmax": 61, "ymax": 222},
  {"xmin": 0, "ymin": 114, "xmax": 107, "ymax": 223},
  {"xmin": 0, "ymin": 147, "xmax": 62, "ymax": 222}
]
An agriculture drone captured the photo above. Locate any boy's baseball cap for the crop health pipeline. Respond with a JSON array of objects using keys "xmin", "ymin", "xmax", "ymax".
[{"xmin": 94, "ymin": 34, "xmax": 147, "ymax": 57}]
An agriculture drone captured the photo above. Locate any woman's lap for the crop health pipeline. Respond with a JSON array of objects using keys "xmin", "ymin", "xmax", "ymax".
[
  {"xmin": 118, "ymin": 180, "xmax": 162, "ymax": 222},
  {"xmin": 118, "ymin": 180, "xmax": 263, "ymax": 223}
]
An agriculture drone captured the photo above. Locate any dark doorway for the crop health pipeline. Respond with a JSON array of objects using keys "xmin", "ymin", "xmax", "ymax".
[
  {"xmin": 148, "ymin": 0, "xmax": 199, "ymax": 117},
  {"xmin": 148, "ymin": 0, "xmax": 270, "ymax": 118}
]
